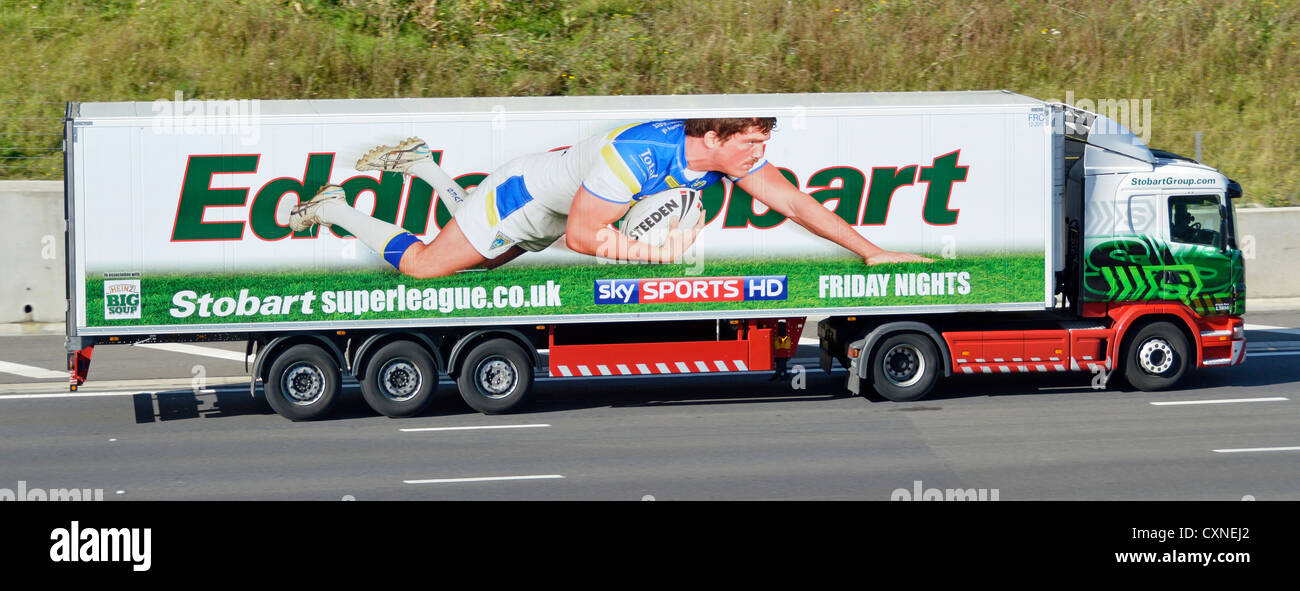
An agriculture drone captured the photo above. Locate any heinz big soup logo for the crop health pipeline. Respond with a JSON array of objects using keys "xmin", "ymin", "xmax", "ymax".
[{"xmin": 104, "ymin": 278, "xmax": 142, "ymax": 320}]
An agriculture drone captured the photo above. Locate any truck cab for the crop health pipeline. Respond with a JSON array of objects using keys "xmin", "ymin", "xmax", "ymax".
[{"xmin": 831, "ymin": 104, "xmax": 1246, "ymax": 401}]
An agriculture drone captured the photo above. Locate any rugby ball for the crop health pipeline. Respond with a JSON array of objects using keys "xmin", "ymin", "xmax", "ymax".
[{"xmin": 619, "ymin": 188, "xmax": 703, "ymax": 246}]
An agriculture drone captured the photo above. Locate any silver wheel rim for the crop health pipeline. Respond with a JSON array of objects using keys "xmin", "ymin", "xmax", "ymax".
[
  {"xmin": 281, "ymin": 362, "xmax": 325, "ymax": 406},
  {"xmin": 475, "ymin": 357, "xmax": 517, "ymax": 400},
  {"xmin": 378, "ymin": 358, "xmax": 422, "ymax": 402},
  {"xmin": 882, "ymin": 344, "xmax": 925, "ymax": 388},
  {"xmin": 1138, "ymin": 339, "xmax": 1175, "ymax": 375}
]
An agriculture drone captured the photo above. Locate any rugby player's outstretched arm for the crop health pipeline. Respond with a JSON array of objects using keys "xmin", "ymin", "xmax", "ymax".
[
  {"xmin": 737, "ymin": 165, "xmax": 932, "ymax": 265},
  {"xmin": 565, "ymin": 186, "xmax": 703, "ymax": 263}
]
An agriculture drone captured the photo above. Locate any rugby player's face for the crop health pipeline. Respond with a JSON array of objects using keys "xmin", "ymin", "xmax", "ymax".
[{"xmin": 717, "ymin": 127, "xmax": 769, "ymax": 177}]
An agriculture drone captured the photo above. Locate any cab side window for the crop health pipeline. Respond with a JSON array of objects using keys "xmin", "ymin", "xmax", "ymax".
[{"xmin": 1169, "ymin": 195, "xmax": 1222, "ymax": 248}]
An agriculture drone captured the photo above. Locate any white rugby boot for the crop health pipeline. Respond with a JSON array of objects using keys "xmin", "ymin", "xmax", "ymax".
[
  {"xmin": 355, "ymin": 137, "xmax": 431, "ymax": 173},
  {"xmin": 289, "ymin": 184, "xmax": 348, "ymax": 231}
]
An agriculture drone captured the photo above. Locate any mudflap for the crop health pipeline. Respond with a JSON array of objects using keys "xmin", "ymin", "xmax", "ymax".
[
  {"xmin": 69, "ymin": 345, "xmax": 94, "ymax": 391},
  {"xmin": 846, "ymin": 355, "xmax": 862, "ymax": 396}
]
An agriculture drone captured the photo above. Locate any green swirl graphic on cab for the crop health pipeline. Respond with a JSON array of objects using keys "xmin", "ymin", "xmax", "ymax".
[{"xmin": 1083, "ymin": 234, "xmax": 1243, "ymax": 316}]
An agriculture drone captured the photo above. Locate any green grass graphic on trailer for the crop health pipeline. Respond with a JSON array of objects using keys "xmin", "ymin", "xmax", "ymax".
[{"xmin": 85, "ymin": 254, "xmax": 1045, "ymax": 327}]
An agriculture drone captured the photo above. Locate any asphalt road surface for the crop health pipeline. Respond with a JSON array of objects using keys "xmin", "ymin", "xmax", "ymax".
[{"xmin": 0, "ymin": 312, "xmax": 1297, "ymax": 500}]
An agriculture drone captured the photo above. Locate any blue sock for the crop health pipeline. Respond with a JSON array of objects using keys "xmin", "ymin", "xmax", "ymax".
[{"xmin": 383, "ymin": 232, "xmax": 422, "ymax": 270}]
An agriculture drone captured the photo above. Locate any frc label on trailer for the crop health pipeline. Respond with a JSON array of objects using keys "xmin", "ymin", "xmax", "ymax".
[
  {"xmin": 103, "ymin": 279, "xmax": 142, "ymax": 320},
  {"xmin": 595, "ymin": 276, "xmax": 787, "ymax": 304}
]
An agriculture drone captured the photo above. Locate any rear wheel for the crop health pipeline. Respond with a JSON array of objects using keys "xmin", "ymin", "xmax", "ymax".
[
  {"xmin": 264, "ymin": 344, "xmax": 341, "ymax": 421},
  {"xmin": 361, "ymin": 341, "xmax": 439, "ymax": 418},
  {"xmin": 456, "ymin": 339, "xmax": 535, "ymax": 414},
  {"xmin": 1123, "ymin": 322, "xmax": 1189, "ymax": 391},
  {"xmin": 869, "ymin": 333, "xmax": 940, "ymax": 402}
]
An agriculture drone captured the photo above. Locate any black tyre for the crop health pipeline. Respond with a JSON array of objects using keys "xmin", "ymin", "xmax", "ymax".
[
  {"xmin": 361, "ymin": 340, "xmax": 440, "ymax": 418},
  {"xmin": 456, "ymin": 338, "xmax": 534, "ymax": 414},
  {"xmin": 264, "ymin": 343, "xmax": 341, "ymax": 421},
  {"xmin": 869, "ymin": 333, "xmax": 940, "ymax": 402},
  {"xmin": 1122, "ymin": 322, "xmax": 1189, "ymax": 391}
]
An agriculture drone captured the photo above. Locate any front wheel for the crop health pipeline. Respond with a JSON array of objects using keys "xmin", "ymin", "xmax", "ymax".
[
  {"xmin": 456, "ymin": 339, "xmax": 534, "ymax": 414},
  {"xmin": 1122, "ymin": 322, "xmax": 1190, "ymax": 391},
  {"xmin": 869, "ymin": 333, "xmax": 940, "ymax": 402}
]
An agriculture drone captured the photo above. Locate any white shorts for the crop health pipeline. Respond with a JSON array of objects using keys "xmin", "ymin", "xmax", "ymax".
[{"xmin": 454, "ymin": 158, "xmax": 571, "ymax": 259}]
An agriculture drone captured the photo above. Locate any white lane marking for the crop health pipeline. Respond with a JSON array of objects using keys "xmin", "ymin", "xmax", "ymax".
[
  {"xmin": 1151, "ymin": 397, "xmax": 1289, "ymax": 406},
  {"xmin": 1212, "ymin": 446, "xmax": 1300, "ymax": 454},
  {"xmin": 404, "ymin": 474, "xmax": 565, "ymax": 484},
  {"xmin": 1245, "ymin": 324, "xmax": 1300, "ymax": 335},
  {"xmin": 1247, "ymin": 351, "xmax": 1300, "ymax": 358},
  {"xmin": 798, "ymin": 337, "xmax": 819, "ymax": 346},
  {"xmin": 0, "ymin": 360, "xmax": 66, "ymax": 379},
  {"xmin": 400, "ymin": 424, "xmax": 551, "ymax": 433},
  {"xmin": 0, "ymin": 390, "xmax": 158, "ymax": 400},
  {"xmin": 135, "ymin": 343, "xmax": 251, "ymax": 363}
]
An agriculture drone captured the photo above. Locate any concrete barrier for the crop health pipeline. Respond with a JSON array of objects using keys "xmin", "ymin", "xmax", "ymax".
[
  {"xmin": 1, "ymin": 181, "xmax": 65, "ymax": 323},
  {"xmin": 1235, "ymin": 206, "xmax": 1300, "ymax": 300},
  {"xmin": 1, "ymin": 182, "xmax": 1295, "ymax": 324}
]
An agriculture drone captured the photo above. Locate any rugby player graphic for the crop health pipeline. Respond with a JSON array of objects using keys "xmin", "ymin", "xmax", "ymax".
[{"xmin": 289, "ymin": 118, "xmax": 932, "ymax": 278}]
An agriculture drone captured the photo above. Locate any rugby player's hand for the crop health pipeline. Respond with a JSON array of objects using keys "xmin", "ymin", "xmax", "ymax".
[
  {"xmin": 659, "ymin": 203, "xmax": 707, "ymax": 262},
  {"xmin": 864, "ymin": 250, "xmax": 934, "ymax": 265}
]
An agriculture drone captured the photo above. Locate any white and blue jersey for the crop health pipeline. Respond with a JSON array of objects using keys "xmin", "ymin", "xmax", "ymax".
[
  {"xmin": 453, "ymin": 120, "xmax": 767, "ymax": 258},
  {"xmin": 579, "ymin": 120, "xmax": 765, "ymax": 204}
]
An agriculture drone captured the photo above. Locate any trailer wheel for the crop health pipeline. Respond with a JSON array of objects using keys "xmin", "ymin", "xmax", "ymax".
[
  {"xmin": 456, "ymin": 338, "xmax": 534, "ymax": 414},
  {"xmin": 1122, "ymin": 322, "xmax": 1189, "ymax": 391},
  {"xmin": 361, "ymin": 341, "xmax": 439, "ymax": 418},
  {"xmin": 870, "ymin": 333, "xmax": 940, "ymax": 402},
  {"xmin": 264, "ymin": 344, "xmax": 341, "ymax": 421}
]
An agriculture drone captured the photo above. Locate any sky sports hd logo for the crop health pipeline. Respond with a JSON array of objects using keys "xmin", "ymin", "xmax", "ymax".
[{"xmin": 595, "ymin": 276, "xmax": 787, "ymax": 305}]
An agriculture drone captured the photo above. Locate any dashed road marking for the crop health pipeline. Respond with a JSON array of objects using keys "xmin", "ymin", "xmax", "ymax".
[
  {"xmin": 1151, "ymin": 397, "xmax": 1289, "ymax": 406},
  {"xmin": 403, "ymin": 475, "xmax": 565, "ymax": 485},
  {"xmin": 400, "ymin": 424, "xmax": 551, "ymax": 433}
]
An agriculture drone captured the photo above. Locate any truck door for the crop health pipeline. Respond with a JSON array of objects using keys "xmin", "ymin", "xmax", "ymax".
[{"xmin": 1163, "ymin": 193, "xmax": 1237, "ymax": 316}]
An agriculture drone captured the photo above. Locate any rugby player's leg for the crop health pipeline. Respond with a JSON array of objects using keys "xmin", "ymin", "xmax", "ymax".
[
  {"xmin": 479, "ymin": 246, "xmax": 527, "ymax": 270},
  {"xmin": 395, "ymin": 218, "xmax": 487, "ymax": 278},
  {"xmin": 407, "ymin": 161, "xmax": 470, "ymax": 214}
]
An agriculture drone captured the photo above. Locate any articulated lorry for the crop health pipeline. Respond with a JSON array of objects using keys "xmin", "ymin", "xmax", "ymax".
[{"xmin": 63, "ymin": 91, "xmax": 1246, "ymax": 420}]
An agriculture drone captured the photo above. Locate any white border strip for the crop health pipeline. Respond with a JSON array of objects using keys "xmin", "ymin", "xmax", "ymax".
[
  {"xmin": 0, "ymin": 361, "xmax": 66, "ymax": 379},
  {"xmin": 134, "ymin": 343, "xmax": 251, "ymax": 363}
]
